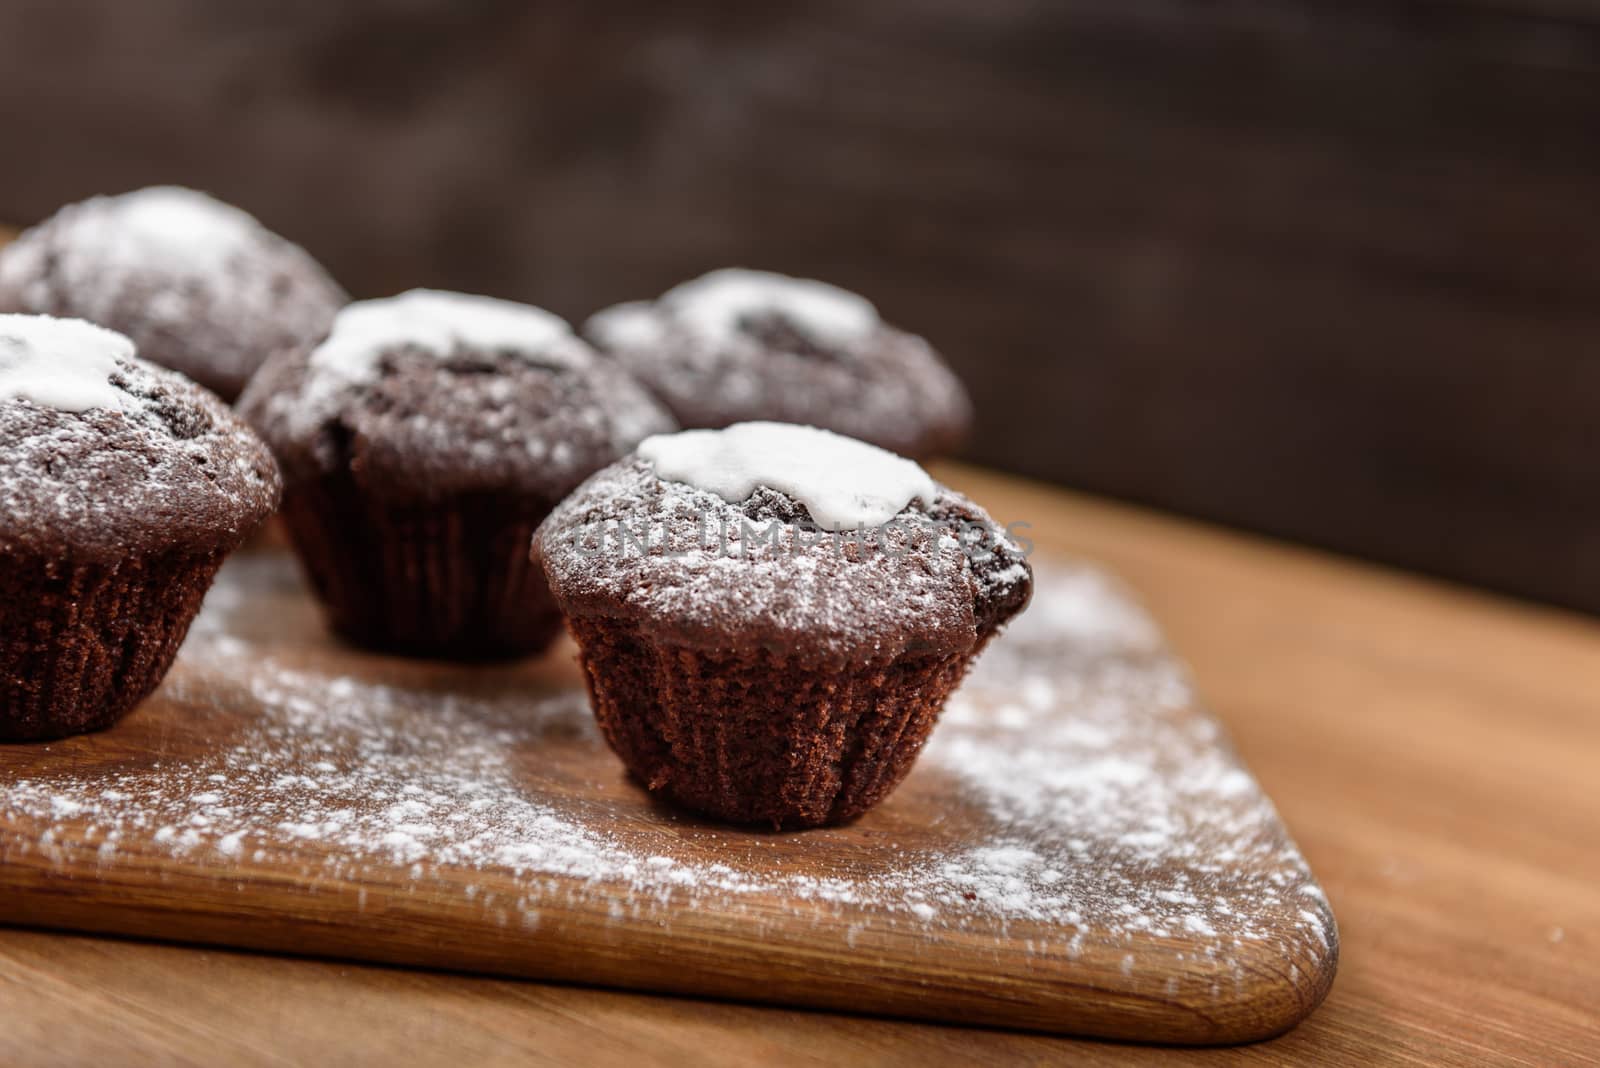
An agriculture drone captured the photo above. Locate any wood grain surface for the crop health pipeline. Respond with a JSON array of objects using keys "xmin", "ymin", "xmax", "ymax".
[
  {"xmin": 1, "ymin": 465, "xmax": 1596, "ymax": 1066},
  {"xmin": 0, "ymin": 537, "xmax": 1336, "ymax": 1044}
]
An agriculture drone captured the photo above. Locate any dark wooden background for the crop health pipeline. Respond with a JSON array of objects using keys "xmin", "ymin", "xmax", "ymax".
[{"xmin": 2, "ymin": 0, "xmax": 1597, "ymax": 613}]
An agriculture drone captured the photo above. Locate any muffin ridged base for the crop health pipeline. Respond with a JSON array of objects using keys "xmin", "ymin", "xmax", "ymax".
[
  {"xmin": 280, "ymin": 475, "xmax": 562, "ymax": 660},
  {"xmin": 0, "ymin": 549, "xmax": 224, "ymax": 742},
  {"xmin": 566, "ymin": 615, "xmax": 972, "ymax": 828}
]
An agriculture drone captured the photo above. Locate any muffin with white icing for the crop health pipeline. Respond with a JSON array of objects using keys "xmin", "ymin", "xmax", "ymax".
[
  {"xmin": 238, "ymin": 289, "xmax": 675, "ymax": 659},
  {"xmin": 532, "ymin": 421, "xmax": 1031, "ymax": 827},
  {"xmin": 0, "ymin": 314, "xmax": 281, "ymax": 741},
  {"xmin": 0, "ymin": 186, "xmax": 347, "ymax": 401},
  {"xmin": 583, "ymin": 269, "xmax": 971, "ymax": 459}
]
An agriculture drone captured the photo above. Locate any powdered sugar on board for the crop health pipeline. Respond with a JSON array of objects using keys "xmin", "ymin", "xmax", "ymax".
[{"xmin": 0, "ymin": 552, "xmax": 1335, "ymax": 998}]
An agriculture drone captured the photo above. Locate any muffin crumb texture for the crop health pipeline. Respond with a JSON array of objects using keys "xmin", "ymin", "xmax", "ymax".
[
  {"xmin": 242, "ymin": 290, "xmax": 673, "ymax": 504},
  {"xmin": 535, "ymin": 425, "xmax": 1031, "ymax": 825},
  {"xmin": 301, "ymin": 290, "xmax": 581, "ymax": 414},
  {"xmin": 0, "ymin": 314, "xmax": 281, "ymax": 562},
  {"xmin": 540, "ymin": 456, "xmax": 1028, "ymax": 662}
]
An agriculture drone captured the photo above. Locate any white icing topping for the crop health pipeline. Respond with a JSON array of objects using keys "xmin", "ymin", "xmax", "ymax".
[
  {"xmin": 661, "ymin": 269, "xmax": 879, "ymax": 346},
  {"xmin": 0, "ymin": 314, "xmax": 135, "ymax": 413},
  {"xmin": 636, "ymin": 421, "xmax": 936, "ymax": 529},
  {"xmin": 309, "ymin": 290, "xmax": 580, "ymax": 386}
]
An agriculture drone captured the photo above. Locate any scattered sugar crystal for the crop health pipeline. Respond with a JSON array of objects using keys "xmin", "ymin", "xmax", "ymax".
[{"xmin": 0, "ymin": 555, "xmax": 1334, "ymax": 982}]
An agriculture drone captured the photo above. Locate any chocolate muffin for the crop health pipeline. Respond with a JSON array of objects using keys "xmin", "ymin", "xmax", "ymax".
[
  {"xmin": 238, "ymin": 289, "xmax": 676, "ymax": 660},
  {"xmin": 0, "ymin": 186, "xmax": 347, "ymax": 401},
  {"xmin": 583, "ymin": 269, "xmax": 972, "ymax": 459},
  {"xmin": 533, "ymin": 421, "xmax": 1031, "ymax": 828},
  {"xmin": 0, "ymin": 314, "xmax": 282, "ymax": 741}
]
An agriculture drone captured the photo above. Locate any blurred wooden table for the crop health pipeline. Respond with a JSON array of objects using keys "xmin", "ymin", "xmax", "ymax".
[{"xmin": 0, "ymin": 279, "xmax": 1596, "ymax": 1061}]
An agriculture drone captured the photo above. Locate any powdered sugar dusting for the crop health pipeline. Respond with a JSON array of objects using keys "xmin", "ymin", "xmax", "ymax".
[
  {"xmin": 537, "ymin": 458, "xmax": 1027, "ymax": 659},
  {"xmin": 0, "ymin": 347, "xmax": 280, "ymax": 558},
  {"xmin": 240, "ymin": 290, "xmax": 674, "ymax": 494},
  {"xmin": 7, "ymin": 188, "xmax": 262, "ymax": 284},
  {"xmin": 583, "ymin": 271, "xmax": 970, "ymax": 460},
  {"xmin": 0, "ymin": 186, "xmax": 346, "ymax": 397},
  {"xmin": 0, "ymin": 552, "xmax": 1334, "ymax": 990}
]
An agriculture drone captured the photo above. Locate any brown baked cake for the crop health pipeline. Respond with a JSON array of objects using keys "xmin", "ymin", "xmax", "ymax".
[
  {"xmin": 583, "ymin": 269, "xmax": 972, "ymax": 459},
  {"xmin": 238, "ymin": 289, "xmax": 676, "ymax": 660},
  {"xmin": 0, "ymin": 186, "xmax": 347, "ymax": 401},
  {"xmin": 532, "ymin": 421, "xmax": 1031, "ymax": 827},
  {"xmin": 0, "ymin": 314, "xmax": 282, "ymax": 741}
]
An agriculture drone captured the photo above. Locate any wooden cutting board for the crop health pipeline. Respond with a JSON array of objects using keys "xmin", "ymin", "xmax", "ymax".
[{"xmin": 0, "ymin": 548, "xmax": 1336, "ymax": 1044}]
